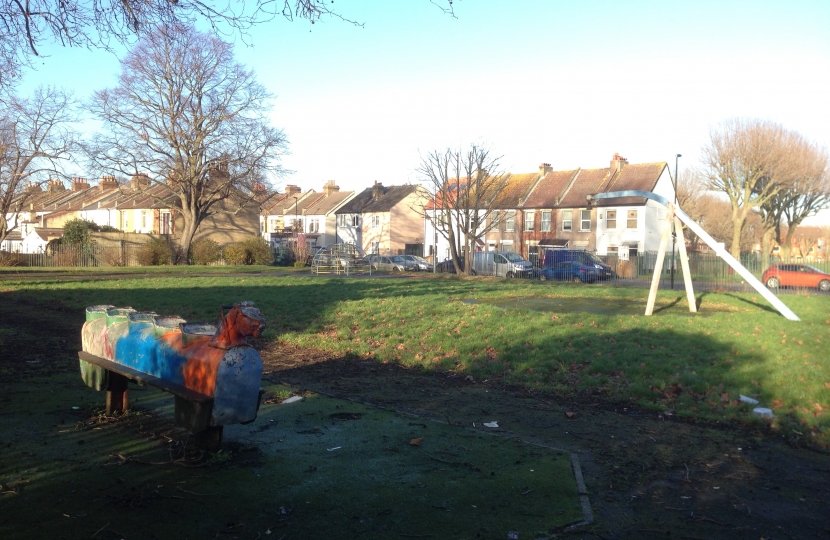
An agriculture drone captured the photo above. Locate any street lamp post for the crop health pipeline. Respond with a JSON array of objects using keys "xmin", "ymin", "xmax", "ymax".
[
  {"xmin": 671, "ymin": 154, "xmax": 681, "ymax": 289},
  {"xmin": 292, "ymin": 196, "xmax": 298, "ymax": 233}
]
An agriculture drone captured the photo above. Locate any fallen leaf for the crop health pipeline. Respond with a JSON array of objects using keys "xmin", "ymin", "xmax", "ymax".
[
  {"xmin": 409, "ymin": 437, "xmax": 424, "ymax": 446},
  {"xmin": 565, "ymin": 412, "xmax": 575, "ymax": 418}
]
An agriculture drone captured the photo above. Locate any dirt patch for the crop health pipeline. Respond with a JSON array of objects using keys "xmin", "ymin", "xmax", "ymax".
[{"xmin": 261, "ymin": 341, "xmax": 830, "ymax": 540}]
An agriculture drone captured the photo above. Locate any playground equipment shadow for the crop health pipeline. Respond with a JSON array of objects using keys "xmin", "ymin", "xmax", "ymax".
[{"xmin": 0, "ymin": 374, "xmax": 584, "ymax": 539}]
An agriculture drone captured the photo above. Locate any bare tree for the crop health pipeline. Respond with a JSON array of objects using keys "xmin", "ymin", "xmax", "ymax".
[
  {"xmin": 0, "ymin": 0, "xmax": 457, "ymax": 90},
  {"xmin": 0, "ymin": 86, "xmax": 77, "ymax": 248},
  {"xmin": 85, "ymin": 24, "xmax": 287, "ymax": 261},
  {"xmin": 702, "ymin": 118, "xmax": 801, "ymax": 259},
  {"xmin": 759, "ymin": 141, "xmax": 830, "ymax": 264},
  {"xmin": 417, "ymin": 145, "xmax": 509, "ymax": 275}
]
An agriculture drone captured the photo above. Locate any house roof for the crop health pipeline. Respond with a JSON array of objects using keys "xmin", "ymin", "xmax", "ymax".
[
  {"xmin": 260, "ymin": 192, "xmax": 291, "ymax": 214},
  {"xmin": 304, "ymin": 190, "xmax": 355, "ymax": 215},
  {"xmin": 522, "ymin": 169, "xmax": 579, "ymax": 208},
  {"xmin": 490, "ymin": 173, "xmax": 539, "ymax": 209},
  {"xmin": 595, "ymin": 162, "xmax": 667, "ymax": 206},
  {"xmin": 558, "ymin": 168, "xmax": 613, "ymax": 208},
  {"xmin": 336, "ymin": 185, "xmax": 420, "ymax": 214},
  {"xmin": 30, "ymin": 228, "xmax": 63, "ymax": 241}
]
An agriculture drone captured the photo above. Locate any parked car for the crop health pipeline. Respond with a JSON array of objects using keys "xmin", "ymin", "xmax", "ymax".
[
  {"xmin": 366, "ymin": 254, "xmax": 408, "ymax": 272},
  {"xmin": 400, "ymin": 254, "xmax": 431, "ymax": 271},
  {"xmin": 435, "ymin": 257, "xmax": 475, "ymax": 274},
  {"xmin": 762, "ymin": 264, "xmax": 830, "ymax": 291},
  {"xmin": 473, "ymin": 251, "xmax": 534, "ymax": 278},
  {"xmin": 540, "ymin": 249, "xmax": 613, "ymax": 280},
  {"xmin": 538, "ymin": 261, "xmax": 598, "ymax": 283}
]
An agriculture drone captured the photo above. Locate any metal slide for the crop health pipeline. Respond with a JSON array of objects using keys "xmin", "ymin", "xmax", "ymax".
[{"xmin": 587, "ymin": 190, "xmax": 800, "ymax": 321}]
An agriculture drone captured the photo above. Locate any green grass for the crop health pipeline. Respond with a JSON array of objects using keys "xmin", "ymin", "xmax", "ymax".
[{"xmin": 2, "ymin": 272, "xmax": 829, "ymax": 444}]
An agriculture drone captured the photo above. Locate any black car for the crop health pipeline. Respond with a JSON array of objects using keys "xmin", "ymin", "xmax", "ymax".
[{"xmin": 435, "ymin": 257, "xmax": 476, "ymax": 275}]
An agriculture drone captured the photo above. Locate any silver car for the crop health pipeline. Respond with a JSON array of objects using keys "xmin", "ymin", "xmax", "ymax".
[
  {"xmin": 367, "ymin": 255, "xmax": 408, "ymax": 272},
  {"xmin": 401, "ymin": 255, "xmax": 431, "ymax": 271}
]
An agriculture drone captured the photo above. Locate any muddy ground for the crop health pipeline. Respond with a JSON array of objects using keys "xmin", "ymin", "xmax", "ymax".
[{"xmin": 2, "ymin": 292, "xmax": 830, "ymax": 539}]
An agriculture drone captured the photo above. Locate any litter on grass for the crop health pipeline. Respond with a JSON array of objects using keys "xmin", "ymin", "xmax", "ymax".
[
  {"xmin": 282, "ymin": 396, "xmax": 303, "ymax": 404},
  {"xmin": 753, "ymin": 407, "xmax": 774, "ymax": 418},
  {"xmin": 739, "ymin": 394, "xmax": 760, "ymax": 405},
  {"xmin": 483, "ymin": 421, "xmax": 499, "ymax": 428}
]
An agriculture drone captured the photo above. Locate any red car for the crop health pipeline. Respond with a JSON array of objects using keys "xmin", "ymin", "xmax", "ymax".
[{"xmin": 762, "ymin": 264, "xmax": 830, "ymax": 291}]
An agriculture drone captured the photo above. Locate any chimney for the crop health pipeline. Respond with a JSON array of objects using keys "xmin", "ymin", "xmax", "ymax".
[
  {"xmin": 130, "ymin": 173, "xmax": 151, "ymax": 190},
  {"xmin": 47, "ymin": 179, "xmax": 66, "ymax": 192},
  {"xmin": 252, "ymin": 183, "xmax": 268, "ymax": 202},
  {"xmin": 25, "ymin": 182, "xmax": 42, "ymax": 193},
  {"xmin": 99, "ymin": 175, "xmax": 119, "ymax": 192},
  {"xmin": 539, "ymin": 163, "xmax": 553, "ymax": 176},
  {"xmin": 611, "ymin": 153, "xmax": 628, "ymax": 173},
  {"xmin": 285, "ymin": 184, "xmax": 302, "ymax": 196},
  {"xmin": 208, "ymin": 160, "xmax": 229, "ymax": 183},
  {"xmin": 372, "ymin": 181, "xmax": 383, "ymax": 201},
  {"xmin": 323, "ymin": 180, "xmax": 340, "ymax": 196},
  {"xmin": 71, "ymin": 177, "xmax": 90, "ymax": 192}
]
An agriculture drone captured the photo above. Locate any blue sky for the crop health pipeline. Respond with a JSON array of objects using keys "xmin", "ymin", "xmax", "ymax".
[{"xmin": 17, "ymin": 0, "xmax": 830, "ymax": 220}]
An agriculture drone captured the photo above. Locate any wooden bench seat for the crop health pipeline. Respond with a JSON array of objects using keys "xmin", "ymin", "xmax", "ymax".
[{"xmin": 78, "ymin": 351, "xmax": 222, "ymax": 449}]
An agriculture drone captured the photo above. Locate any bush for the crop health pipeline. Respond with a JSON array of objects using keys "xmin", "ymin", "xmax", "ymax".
[
  {"xmin": 241, "ymin": 236, "xmax": 273, "ymax": 265},
  {"xmin": 223, "ymin": 236, "xmax": 274, "ymax": 265},
  {"xmin": 63, "ymin": 218, "xmax": 98, "ymax": 245},
  {"xmin": 190, "ymin": 238, "xmax": 222, "ymax": 266},
  {"xmin": 99, "ymin": 225, "xmax": 121, "ymax": 233},
  {"xmin": 136, "ymin": 237, "xmax": 173, "ymax": 266}
]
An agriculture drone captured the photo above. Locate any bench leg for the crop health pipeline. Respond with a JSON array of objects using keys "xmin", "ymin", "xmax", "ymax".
[
  {"xmin": 193, "ymin": 426, "xmax": 223, "ymax": 451},
  {"xmin": 105, "ymin": 371, "xmax": 129, "ymax": 415}
]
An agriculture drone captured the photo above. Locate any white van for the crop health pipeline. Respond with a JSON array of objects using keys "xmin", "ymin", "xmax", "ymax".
[{"xmin": 473, "ymin": 251, "xmax": 534, "ymax": 278}]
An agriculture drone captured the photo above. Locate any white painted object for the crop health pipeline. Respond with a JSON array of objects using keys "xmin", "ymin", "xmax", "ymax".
[
  {"xmin": 753, "ymin": 407, "xmax": 774, "ymax": 418},
  {"xmin": 739, "ymin": 394, "xmax": 760, "ymax": 405},
  {"xmin": 282, "ymin": 395, "xmax": 303, "ymax": 404},
  {"xmin": 483, "ymin": 421, "xmax": 499, "ymax": 428}
]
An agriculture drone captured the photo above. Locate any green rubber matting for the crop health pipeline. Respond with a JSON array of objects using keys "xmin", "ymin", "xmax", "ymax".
[{"xmin": 0, "ymin": 375, "xmax": 585, "ymax": 539}]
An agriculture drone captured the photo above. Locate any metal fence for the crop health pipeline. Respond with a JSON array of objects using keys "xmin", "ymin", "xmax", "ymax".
[
  {"xmin": 1, "ymin": 244, "xmax": 150, "ymax": 267},
  {"xmin": 597, "ymin": 252, "xmax": 830, "ymax": 295}
]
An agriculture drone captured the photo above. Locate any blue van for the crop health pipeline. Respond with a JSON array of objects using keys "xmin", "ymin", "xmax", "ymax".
[{"xmin": 541, "ymin": 249, "xmax": 613, "ymax": 280}]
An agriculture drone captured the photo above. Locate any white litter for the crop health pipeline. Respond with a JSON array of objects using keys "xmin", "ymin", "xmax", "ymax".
[
  {"xmin": 282, "ymin": 396, "xmax": 303, "ymax": 404},
  {"xmin": 483, "ymin": 421, "xmax": 499, "ymax": 428},
  {"xmin": 327, "ymin": 446, "xmax": 341, "ymax": 452},
  {"xmin": 739, "ymin": 394, "xmax": 759, "ymax": 405},
  {"xmin": 752, "ymin": 407, "xmax": 774, "ymax": 419}
]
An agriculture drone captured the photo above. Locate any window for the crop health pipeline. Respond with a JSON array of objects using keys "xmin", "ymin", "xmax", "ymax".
[
  {"xmin": 122, "ymin": 212, "xmax": 128, "ymax": 230},
  {"xmin": 308, "ymin": 219, "xmax": 319, "ymax": 233},
  {"xmin": 562, "ymin": 210, "xmax": 572, "ymax": 231},
  {"xmin": 541, "ymin": 211, "xmax": 551, "ymax": 232},
  {"xmin": 524, "ymin": 211, "xmax": 534, "ymax": 232},
  {"xmin": 352, "ymin": 215, "xmax": 359, "ymax": 227},
  {"xmin": 140, "ymin": 210, "xmax": 148, "ymax": 230},
  {"xmin": 627, "ymin": 209, "xmax": 638, "ymax": 229},
  {"xmin": 371, "ymin": 215, "xmax": 380, "ymax": 228},
  {"xmin": 606, "ymin": 210, "xmax": 616, "ymax": 229},
  {"xmin": 371, "ymin": 242, "xmax": 380, "ymax": 254},
  {"xmin": 160, "ymin": 212, "xmax": 172, "ymax": 234},
  {"xmin": 505, "ymin": 210, "xmax": 515, "ymax": 232},
  {"xmin": 580, "ymin": 210, "xmax": 591, "ymax": 231}
]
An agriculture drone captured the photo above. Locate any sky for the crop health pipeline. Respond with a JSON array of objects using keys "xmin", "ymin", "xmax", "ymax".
[{"xmin": 16, "ymin": 0, "xmax": 830, "ymax": 222}]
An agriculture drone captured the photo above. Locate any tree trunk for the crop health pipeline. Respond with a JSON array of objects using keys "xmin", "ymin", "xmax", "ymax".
[
  {"xmin": 730, "ymin": 214, "xmax": 745, "ymax": 260},
  {"xmin": 761, "ymin": 228, "xmax": 775, "ymax": 269}
]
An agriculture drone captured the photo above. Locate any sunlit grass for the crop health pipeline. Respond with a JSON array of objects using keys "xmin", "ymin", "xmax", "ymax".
[{"xmin": 2, "ymin": 273, "xmax": 829, "ymax": 444}]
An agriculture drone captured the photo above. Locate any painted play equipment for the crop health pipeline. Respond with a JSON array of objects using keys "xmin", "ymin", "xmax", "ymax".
[
  {"xmin": 586, "ymin": 190, "xmax": 800, "ymax": 322},
  {"xmin": 79, "ymin": 301, "xmax": 267, "ymax": 448}
]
